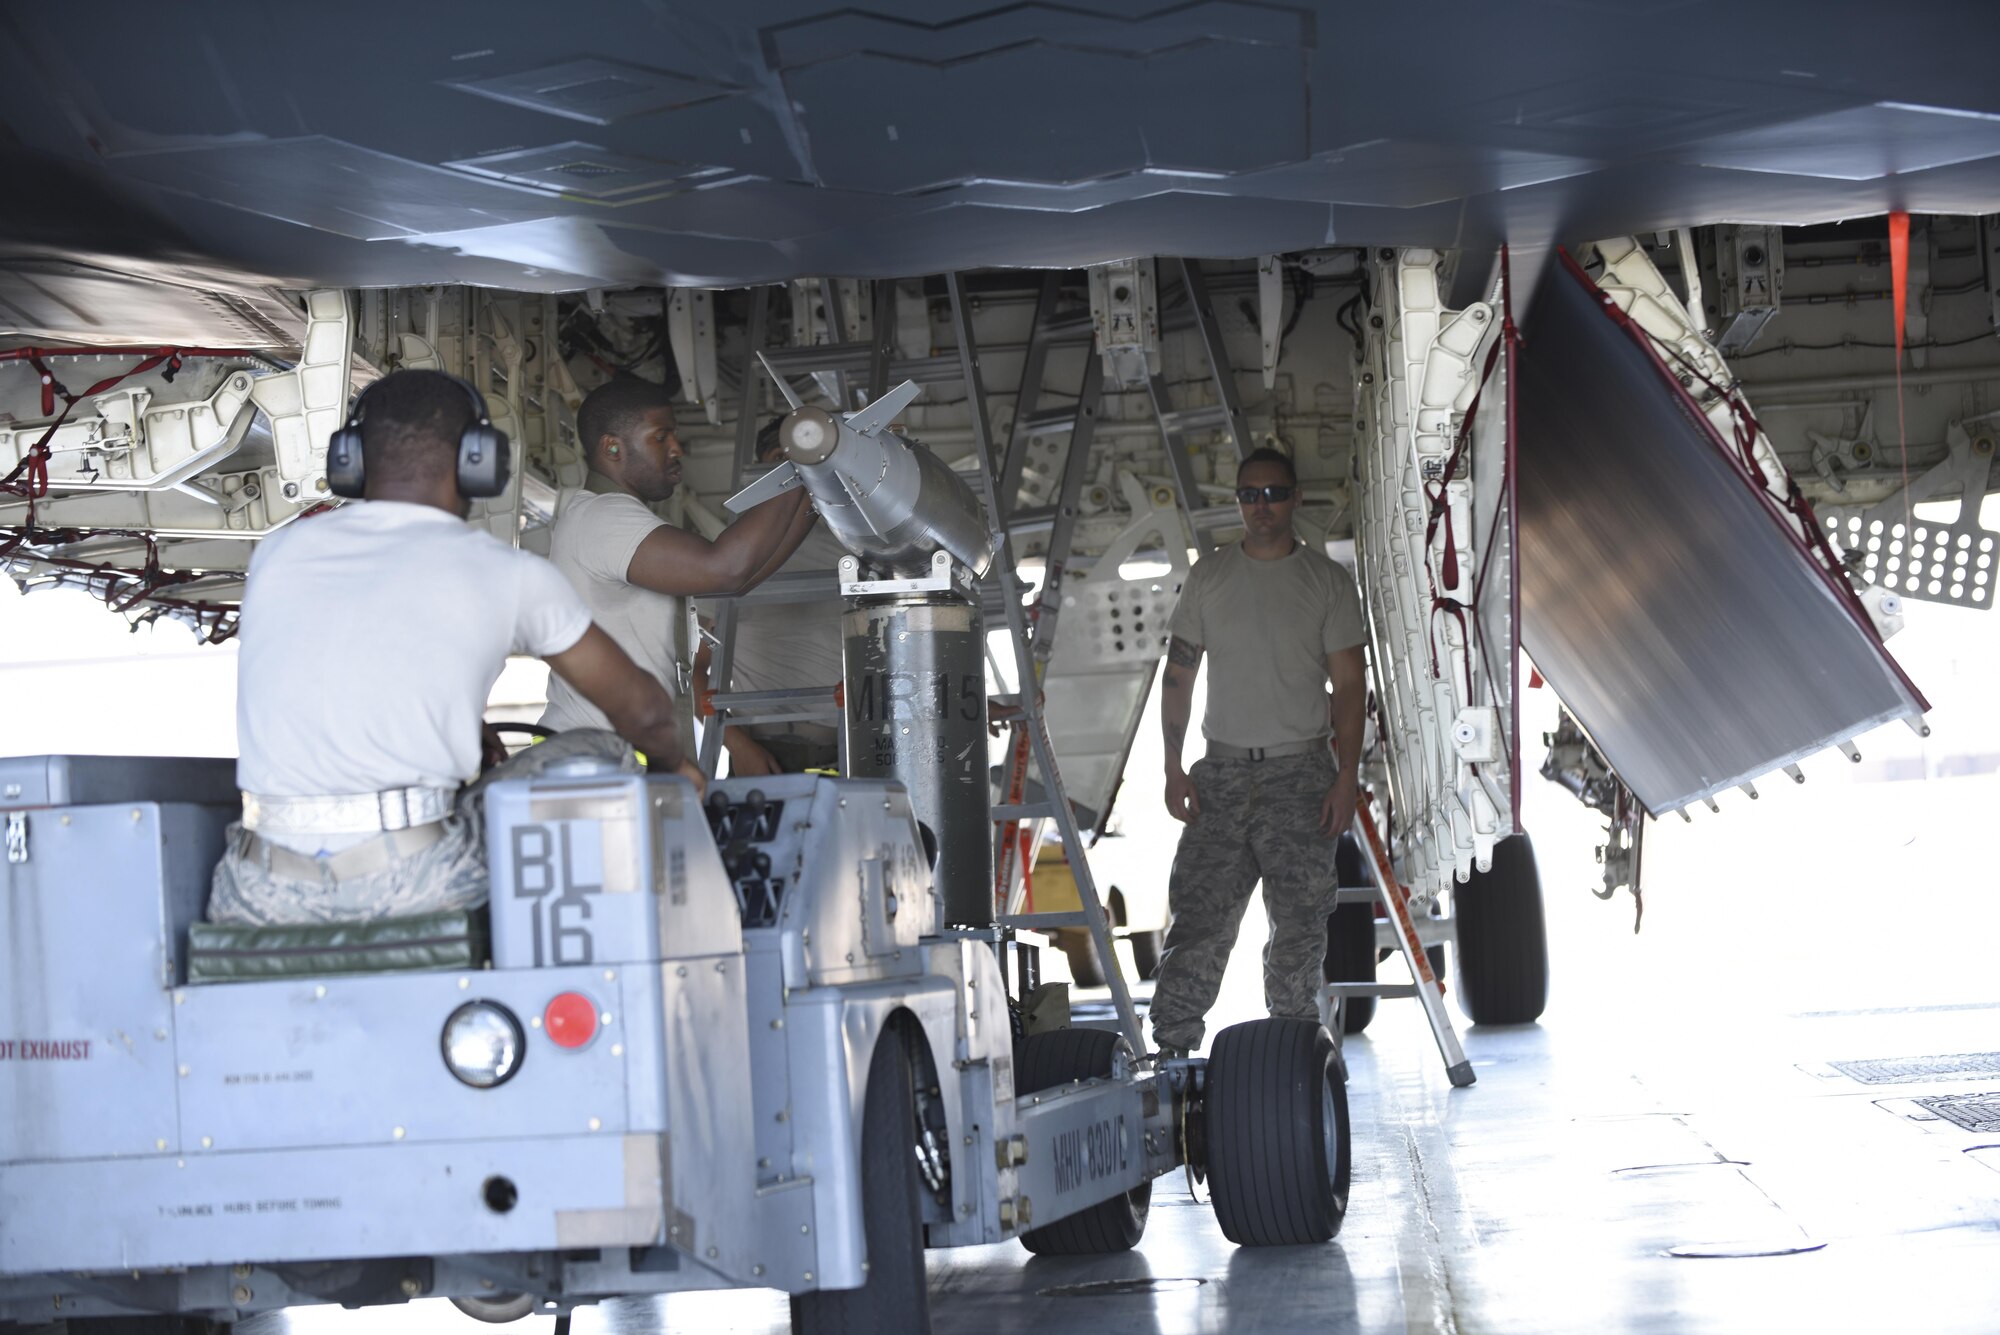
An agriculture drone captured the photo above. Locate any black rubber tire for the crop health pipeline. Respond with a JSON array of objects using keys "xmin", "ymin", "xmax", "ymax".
[
  {"xmin": 1057, "ymin": 929, "xmax": 1107, "ymax": 989},
  {"xmin": 1324, "ymin": 835, "xmax": 1375, "ymax": 1033},
  {"xmin": 1015, "ymin": 1028, "xmax": 1150, "ymax": 1255},
  {"xmin": 1323, "ymin": 902, "xmax": 1378, "ymax": 1034},
  {"xmin": 790, "ymin": 1035, "xmax": 930, "ymax": 1335},
  {"xmin": 1128, "ymin": 929, "xmax": 1164, "ymax": 981},
  {"xmin": 1452, "ymin": 834, "xmax": 1550, "ymax": 1025},
  {"xmin": 1204, "ymin": 1018, "xmax": 1349, "ymax": 1247}
]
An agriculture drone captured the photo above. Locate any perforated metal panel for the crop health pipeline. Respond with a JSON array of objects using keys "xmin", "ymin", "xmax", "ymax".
[
  {"xmin": 1039, "ymin": 567, "xmax": 1185, "ymax": 827},
  {"xmin": 1830, "ymin": 1053, "xmax": 2000, "ymax": 1085},
  {"xmin": 1915, "ymin": 1092, "xmax": 2000, "ymax": 1134},
  {"xmin": 1822, "ymin": 510, "xmax": 1998, "ymax": 611}
]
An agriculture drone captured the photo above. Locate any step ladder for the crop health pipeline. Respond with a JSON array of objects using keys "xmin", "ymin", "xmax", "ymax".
[
  {"xmin": 1324, "ymin": 803, "xmax": 1476, "ymax": 1087},
  {"xmin": 694, "ymin": 285, "xmax": 890, "ymax": 775},
  {"xmin": 941, "ymin": 271, "xmax": 1151, "ymax": 1056},
  {"xmin": 687, "ymin": 275, "xmax": 1135, "ymax": 1056},
  {"xmin": 1146, "ymin": 258, "xmax": 1253, "ymax": 555},
  {"xmin": 987, "ymin": 282, "xmax": 1106, "ymax": 925},
  {"xmin": 969, "ymin": 261, "xmax": 1253, "ymax": 1055}
]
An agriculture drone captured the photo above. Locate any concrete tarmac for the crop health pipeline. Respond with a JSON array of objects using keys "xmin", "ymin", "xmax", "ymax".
[{"xmin": 257, "ymin": 768, "xmax": 2000, "ymax": 1334}]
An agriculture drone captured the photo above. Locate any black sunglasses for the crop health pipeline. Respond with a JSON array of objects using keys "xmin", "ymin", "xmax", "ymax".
[{"xmin": 1235, "ymin": 484, "xmax": 1295, "ymax": 504}]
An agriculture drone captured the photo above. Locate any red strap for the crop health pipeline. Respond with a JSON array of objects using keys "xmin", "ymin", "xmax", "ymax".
[
  {"xmin": 1888, "ymin": 211, "xmax": 1913, "ymax": 533},
  {"xmin": 4, "ymin": 353, "xmax": 174, "ymax": 502},
  {"xmin": 1416, "ymin": 332, "xmax": 1505, "ymax": 678},
  {"xmin": 31, "ymin": 357, "xmax": 59, "ymax": 416},
  {"xmin": 1422, "ymin": 336, "xmax": 1504, "ymax": 594}
]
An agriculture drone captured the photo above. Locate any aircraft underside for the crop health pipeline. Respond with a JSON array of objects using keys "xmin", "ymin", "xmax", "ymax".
[{"xmin": 0, "ymin": 218, "xmax": 1976, "ymax": 905}]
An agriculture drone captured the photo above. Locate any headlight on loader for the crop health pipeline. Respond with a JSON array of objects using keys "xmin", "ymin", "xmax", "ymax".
[{"xmin": 441, "ymin": 1000, "xmax": 524, "ymax": 1089}]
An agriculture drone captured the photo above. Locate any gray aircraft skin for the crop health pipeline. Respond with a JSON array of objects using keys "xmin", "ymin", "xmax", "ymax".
[
  {"xmin": 3, "ymin": 11, "xmax": 1995, "ymax": 1332},
  {"xmin": 3, "ymin": 0, "xmax": 2000, "ymax": 316}
]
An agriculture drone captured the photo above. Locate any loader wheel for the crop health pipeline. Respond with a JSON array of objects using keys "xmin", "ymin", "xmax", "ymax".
[
  {"xmin": 1204, "ymin": 1018, "xmax": 1349, "ymax": 1246},
  {"xmin": 790, "ymin": 1035, "xmax": 929, "ymax": 1335},
  {"xmin": 1056, "ymin": 928, "xmax": 1107, "ymax": 989},
  {"xmin": 1128, "ymin": 929, "xmax": 1163, "ymax": 981},
  {"xmin": 1015, "ymin": 1028, "xmax": 1149, "ymax": 1255},
  {"xmin": 451, "ymin": 1293, "xmax": 537, "ymax": 1323},
  {"xmin": 1452, "ymin": 834, "xmax": 1549, "ymax": 1025}
]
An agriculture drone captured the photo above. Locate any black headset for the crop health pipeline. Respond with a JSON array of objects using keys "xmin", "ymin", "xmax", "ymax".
[{"xmin": 325, "ymin": 373, "xmax": 511, "ymax": 500}]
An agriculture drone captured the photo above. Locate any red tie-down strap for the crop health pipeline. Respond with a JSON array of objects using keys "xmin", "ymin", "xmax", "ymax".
[
  {"xmin": 1422, "ymin": 335, "xmax": 1505, "ymax": 596},
  {"xmin": 2, "ymin": 352, "xmax": 175, "ymax": 504},
  {"xmin": 0, "ymin": 524, "xmax": 239, "ymax": 644},
  {"xmin": 1418, "ymin": 333, "xmax": 1505, "ymax": 680}
]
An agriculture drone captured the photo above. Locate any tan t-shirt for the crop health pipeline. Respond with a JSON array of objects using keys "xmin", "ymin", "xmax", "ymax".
[
  {"xmin": 1168, "ymin": 540, "xmax": 1367, "ymax": 748},
  {"xmin": 540, "ymin": 490, "xmax": 684, "ymax": 735}
]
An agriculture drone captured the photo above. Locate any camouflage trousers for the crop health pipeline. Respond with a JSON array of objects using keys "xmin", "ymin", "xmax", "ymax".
[
  {"xmin": 207, "ymin": 731, "xmax": 638, "ymax": 926},
  {"xmin": 1149, "ymin": 750, "xmax": 1340, "ymax": 1051}
]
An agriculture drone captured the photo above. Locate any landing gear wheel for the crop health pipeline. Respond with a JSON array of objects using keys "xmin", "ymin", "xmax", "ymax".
[
  {"xmin": 1452, "ymin": 834, "xmax": 1549, "ymax": 1025},
  {"xmin": 1128, "ymin": 929, "xmax": 1163, "ymax": 981},
  {"xmin": 1324, "ymin": 835, "xmax": 1376, "ymax": 1034},
  {"xmin": 790, "ymin": 1035, "xmax": 930, "ymax": 1335},
  {"xmin": 1323, "ymin": 902, "xmax": 1378, "ymax": 1035},
  {"xmin": 1014, "ymin": 1028, "xmax": 1150, "ymax": 1255},
  {"xmin": 1204, "ymin": 1018, "xmax": 1349, "ymax": 1246}
]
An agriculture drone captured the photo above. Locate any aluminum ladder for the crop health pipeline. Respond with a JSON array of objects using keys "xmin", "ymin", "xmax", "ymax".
[{"xmin": 1324, "ymin": 804, "xmax": 1476, "ymax": 1087}]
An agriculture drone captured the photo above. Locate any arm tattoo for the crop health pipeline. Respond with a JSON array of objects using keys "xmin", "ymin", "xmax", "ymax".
[
  {"xmin": 1164, "ymin": 721, "xmax": 1185, "ymax": 754},
  {"xmin": 1167, "ymin": 636, "xmax": 1201, "ymax": 668}
]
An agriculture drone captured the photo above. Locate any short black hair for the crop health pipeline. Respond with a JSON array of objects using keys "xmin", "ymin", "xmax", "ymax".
[
  {"xmin": 578, "ymin": 374, "xmax": 677, "ymax": 466},
  {"xmin": 1236, "ymin": 446, "xmax": 1297, "ymax": 486},
  {"xmin": 360, "ymin": 370, "xmax": 474, "ymax": 487}
]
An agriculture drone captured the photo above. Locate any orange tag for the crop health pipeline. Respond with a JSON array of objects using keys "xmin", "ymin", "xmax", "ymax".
[{"xmin": 1888, "ymin": 210, "xmax": 1910, "ymax": 357}]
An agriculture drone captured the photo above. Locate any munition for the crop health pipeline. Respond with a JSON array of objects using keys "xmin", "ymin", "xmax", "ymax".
[{"xmin": 726, "ymin": 365, "xmax": 995, "ymax": 579}]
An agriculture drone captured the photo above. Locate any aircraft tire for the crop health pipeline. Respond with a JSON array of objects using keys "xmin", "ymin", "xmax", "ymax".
[
  {"xmin": 1205, "ymin": 1018, "xmax": 1349, "ymax": 1246},
  {"xmin": 1056, "ymin": 929, "xmax": 1107, "ymax": 989},
  {"xmin": 790, "ymin": 1033, "xmax": 930, "ymax": 1335},
  {"xmin": 1452, "ymin": 834, "xmax": 1550, "ymax": 1025},
  {"xmin": 1015, "ymin": 1027, "xmax": 1150, "ymax": 1255},
  {"xmin": 1323, "ymin": 901, "xmax": 1379, "ymax": 1034},
  {"xmin": 1325, "ymin": 834, "xmax": 1376, "ymax": 1033}
]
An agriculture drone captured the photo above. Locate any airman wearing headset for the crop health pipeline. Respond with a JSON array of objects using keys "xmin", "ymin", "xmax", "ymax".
[{"xmin": 209, "ymin": 369, "xmax": 703, "ymax": 927}]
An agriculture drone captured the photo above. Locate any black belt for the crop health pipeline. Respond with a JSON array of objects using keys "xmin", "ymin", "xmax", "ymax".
[{"xmin": 1206, "ymin": 738, "xmax": 1327, "ymax": 762}]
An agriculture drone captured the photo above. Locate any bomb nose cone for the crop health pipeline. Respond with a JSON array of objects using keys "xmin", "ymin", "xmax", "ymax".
[{"xmin": 781, "ymin": 406, "xmax": 840, "ymax": 464}]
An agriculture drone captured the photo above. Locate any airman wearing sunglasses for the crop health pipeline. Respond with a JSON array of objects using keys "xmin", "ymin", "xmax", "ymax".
[{"xmin": 1149, "ymin": 447, "xmax": 1368, "ymax": 1057}]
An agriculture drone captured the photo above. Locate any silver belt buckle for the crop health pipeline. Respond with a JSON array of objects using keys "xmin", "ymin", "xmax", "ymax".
[
  {"xmin": 245, "ymin": 787, "xmax": 450, "ymax": 835},
  {"xmin": 378, "ymin": 786, "xmax": 450, "ymax": 830}
]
